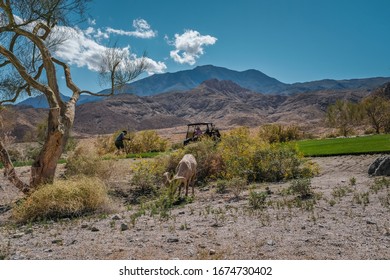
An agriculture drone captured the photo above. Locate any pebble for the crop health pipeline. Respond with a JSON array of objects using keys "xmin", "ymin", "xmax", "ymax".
[
  {"xmin": 12, "ymin": 233, "xmax": 24, "ymax": 239},
  {"xmin": 167, "ymin": 237, "xmax": 179, "ymax": 243},
  {"xmin": 120, "ymin": 223, "xmax": 129, "ymax": 231}
]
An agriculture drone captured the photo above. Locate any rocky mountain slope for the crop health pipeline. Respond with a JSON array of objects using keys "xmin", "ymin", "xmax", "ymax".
[
  {"xmin": 71, "ymin": 79, "xmax": 371, "ymax": 135},
  {"xmin": 5, "ymin": 79, "xmax": 389, "ymax": 140}
]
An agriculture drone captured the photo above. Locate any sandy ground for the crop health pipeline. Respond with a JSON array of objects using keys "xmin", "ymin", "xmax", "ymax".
[{"xmin": 1, "ymin": 154, "xmax": 390, "ymax": 260}]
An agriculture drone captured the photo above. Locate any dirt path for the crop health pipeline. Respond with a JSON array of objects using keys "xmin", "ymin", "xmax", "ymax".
[{"xmin": 1, "ymin": 155, "xmax": 390, "ymax": 260}]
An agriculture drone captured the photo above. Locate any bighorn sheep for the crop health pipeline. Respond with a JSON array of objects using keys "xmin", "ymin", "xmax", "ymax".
[{"xmin": 163, "ymin": 154, "xmax": 197, "ymax": 197}]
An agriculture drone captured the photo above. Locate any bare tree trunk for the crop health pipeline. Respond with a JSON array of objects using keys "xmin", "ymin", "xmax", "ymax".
[
  {"xmin": 0, "ymin": 140, "xmax": 30, "ymax": 193},
  {"xmin": 30, "ymin": 105, "xmax": 73, "ymax": 187}
]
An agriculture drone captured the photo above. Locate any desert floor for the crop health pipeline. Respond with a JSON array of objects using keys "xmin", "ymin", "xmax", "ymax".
[{"xmin": 1, "ymin": 154, "xmax": 389, "ymax": 260}]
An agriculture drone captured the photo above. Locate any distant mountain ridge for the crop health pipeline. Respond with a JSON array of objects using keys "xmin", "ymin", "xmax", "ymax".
[
  {"xmin": 16, "ymin": 65, "xmax": 390, "ymax": 108},
  {"xmin": 106, "ymin": 64, "xmax": 390, "ymax": 96},
  {"xmin": 7, "ymin": 79, "xmax": 389, "ymax": 139}
]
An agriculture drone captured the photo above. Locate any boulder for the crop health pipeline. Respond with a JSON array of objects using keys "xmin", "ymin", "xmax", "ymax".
[{"xmin": 368, "ymin": 156, "xmax": 390, "ymax": 176}]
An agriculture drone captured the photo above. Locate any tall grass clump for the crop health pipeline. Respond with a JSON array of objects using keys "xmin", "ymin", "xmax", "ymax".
[{"xmin": 12, "ymin": 176, "xmax": 112, "ymax": 223}]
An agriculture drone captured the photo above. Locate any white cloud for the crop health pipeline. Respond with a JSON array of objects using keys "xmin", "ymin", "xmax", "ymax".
[
  {"xmin": 143, "ymin": 57, "xmax": 167, "ymax": 74},
  {"xmin": 169, "ymin": 30, "xmax": 217, "ymax": 65},
  {"xmin": 51, "ymin": 26, "xmax": 165, "ymax": 75},
  {"xmin": 106, "ymin": 18, "xmax": 157, "ymax": 39}
]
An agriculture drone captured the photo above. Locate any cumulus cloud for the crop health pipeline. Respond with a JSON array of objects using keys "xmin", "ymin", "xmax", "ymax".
[
  {"xmin": 106, "ymin": 18, "xmax": 157, "ymax": 39},
  {"xmin": 51, "ymin": 25, "xmax": 165, "ymax": 75},
  {"xmin": 168, "ymin": 30, "xmax": 217, "ymax": 65}
]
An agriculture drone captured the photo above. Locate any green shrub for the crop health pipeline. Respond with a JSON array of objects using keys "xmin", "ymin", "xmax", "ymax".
[
  {"xmin": 129, "ymin": 130, "xmax": 168, "ymax": 153},
  {"xmin": 226, "ymin": 177, "xmax": 247, "ymax": 198},
  {"xmin": 12, "ymin": 176, "xmax": 111, "ymax": 223},
  {"xmin": 129, "ymin": 159, "xmax": 166, "ymax": 203},
  {"xmin": 215, "ymin": 179, "xmax": 228, "ymax": 194},
  {"xmin": 289, "ymin": 178, "xmax": 313, "ymax": 198},
  {"xmin": 217, "ymin": 127, "xmax": 259, "ymax": 180},
  {"xmin": 251, "ymin": 144, "xmax": 313, "ymax": 182},
  {"xmin": 248, "ymin": 190, "xmax": 268, "ymax": 209},
  {"xmin": 259, "ymin": 124, "xmax": 302, "ymax": 143}
]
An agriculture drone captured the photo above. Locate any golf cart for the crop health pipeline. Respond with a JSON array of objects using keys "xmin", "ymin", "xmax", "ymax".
[{"xmin": 183, "ymin": 122, "xmax": 221, "ymax": 145}]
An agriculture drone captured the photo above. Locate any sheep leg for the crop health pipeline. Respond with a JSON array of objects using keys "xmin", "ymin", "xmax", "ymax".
[
  {"xmin": 185, "ymin": 181, "xmax": 189, "ymax": 197},
  {"xmin": 177, "ymin": 181, "xmax": 182, "ymax": 198}
]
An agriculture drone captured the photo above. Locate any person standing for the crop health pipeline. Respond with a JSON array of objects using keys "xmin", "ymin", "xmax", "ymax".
[{"xmin": 115, "ymin": 130, "xmax": 129, "ymax": 154}]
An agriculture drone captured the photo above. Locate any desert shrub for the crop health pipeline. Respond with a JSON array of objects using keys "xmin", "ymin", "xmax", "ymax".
[
  {"xmin": 226, "ymin": 177, "xmax": 247, "ymax": 198},
  {"xmin": 130, "ymin": 159, "xmax": 166, "ymax": 203},
  {"xmin": 217, "ymin": 127, "xmax": 259, "ymax": 180},
  {"xmin": 129, "ymin": 130, "xmax": 168, "ymax": 153},
  {"xmin": 96, "ymin": 130, "xmax": 168, "ymax": 155},
  {"xmin": 12, "ymin": 176, "xmax": 111, "ymax": 223},
  {"xmin": 95, "ymin": 134, "xmax": 118, "ymax": 155},
  {"xmin": 289, "ymin": 178, "xmax": 313, "ymax": 198},
  {"xmin": 370, "ymin": 177, "xmax": 390, "ymax": 193},
  {"xmin": 215, "ymin": 179, "xmax": 228, "ymax": 194},
  {"xmin": 65, "ymin": 142, "xmax": 113, "ymax": 180},
  {"xmin": 248, "ymin": 190, "xmax": 268, "ymax": 209},
  {"xmin": 251, "ymin": 144, "xmax": 314, "ymax": 182},
  {"xmin": 259, "ymin": 124, "xmax": 302, "ymax": 143},
  {"xmin": 183, "ymin": 139, "xmax": 225, "ymax": 182}
]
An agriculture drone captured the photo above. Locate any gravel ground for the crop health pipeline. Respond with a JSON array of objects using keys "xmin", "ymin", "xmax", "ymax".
[{"xmin": 1, "ymin": 154, "xmax": 390, "ymax": 260}]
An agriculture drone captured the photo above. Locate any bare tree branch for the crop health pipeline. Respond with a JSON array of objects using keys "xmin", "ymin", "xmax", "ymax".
[{"xmin": 0, "ymin": 140, "xmax": 30, "ymax": 193}]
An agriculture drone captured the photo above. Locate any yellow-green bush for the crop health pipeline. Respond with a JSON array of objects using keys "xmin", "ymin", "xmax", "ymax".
[
  {"xmin": 250, "ymin": 144, "xmax": 311, "ymax": 182},
  {"xmin": 217, "ymin": 127, "xmax": 315, "ymax": 182},
  {"xmin": 128, "ymin": 130, "xmax": 168, "ymax": 153},
  {"xmin": 95, "ymin": 130, "xmax": 167, "ymax": 155},
  {"xmin": 217, "ymin": 127, "xmax": 262, "ymax": 180},
  {"xmin": 258, "ymin": 123, "xmax": 302, "ymax": 143},
  {"xmin": 12, "ymin": 176, "xmax": 111, "ymax": 223}
]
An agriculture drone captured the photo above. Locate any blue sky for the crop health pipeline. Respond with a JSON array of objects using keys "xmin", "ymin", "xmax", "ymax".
[{"xmin": 56, "ymin": 0, "xmax": 390, "ymax": 95}]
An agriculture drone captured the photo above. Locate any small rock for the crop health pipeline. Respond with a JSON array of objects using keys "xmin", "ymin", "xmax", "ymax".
[
  {"xmin": 209, "ymin": 249, "xmax": 216, "ymax": 255},
  {"xmin": 52, "ymin": 239, "xmax": 63, "ymax": 245},
  {"xmin": 267, "ymin": 240, "xmax": 275, "ymax": 246},
  {"xmin": 12, "ymin": 233, "xmax": 24, "ymax": 239},
  {"xmin": 90, "ymin": 227, "xmax": 100, "ymax": 232},
  {"xmin": 81, "ymin": 224, "xmax": 88, "ymax": 229},
  {"xmin": 366, "ymin": 220, "xmax": 376, "ymax": 225},
  {"xmin": 167, "ymin": 237, "xmax": 179, "ymax": 243},
  {"xmin": 120, "ymin": 223, "xmax": 129, "ymax": 231},
  {"xmin": 178, "ymin": 211, "xmax": 185, "ymax": 215},
  {"xmin": 112, "ymin": 215, "xmax": 121, "ymax": 220}
]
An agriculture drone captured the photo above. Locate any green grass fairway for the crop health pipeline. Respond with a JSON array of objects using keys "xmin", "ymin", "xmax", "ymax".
[{"xmin": 296, "ymin": 134, "xmax": 390, "ymax": 156}]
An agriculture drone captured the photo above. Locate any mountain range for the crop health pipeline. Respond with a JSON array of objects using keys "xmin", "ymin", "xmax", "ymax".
[
  {"xmin": 17, "ymin": 65, "xmax": 390, "ymax": 108},
  {"xmin": 5, "ymin": 65, "xmax": 390, "ymax": 140}
]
